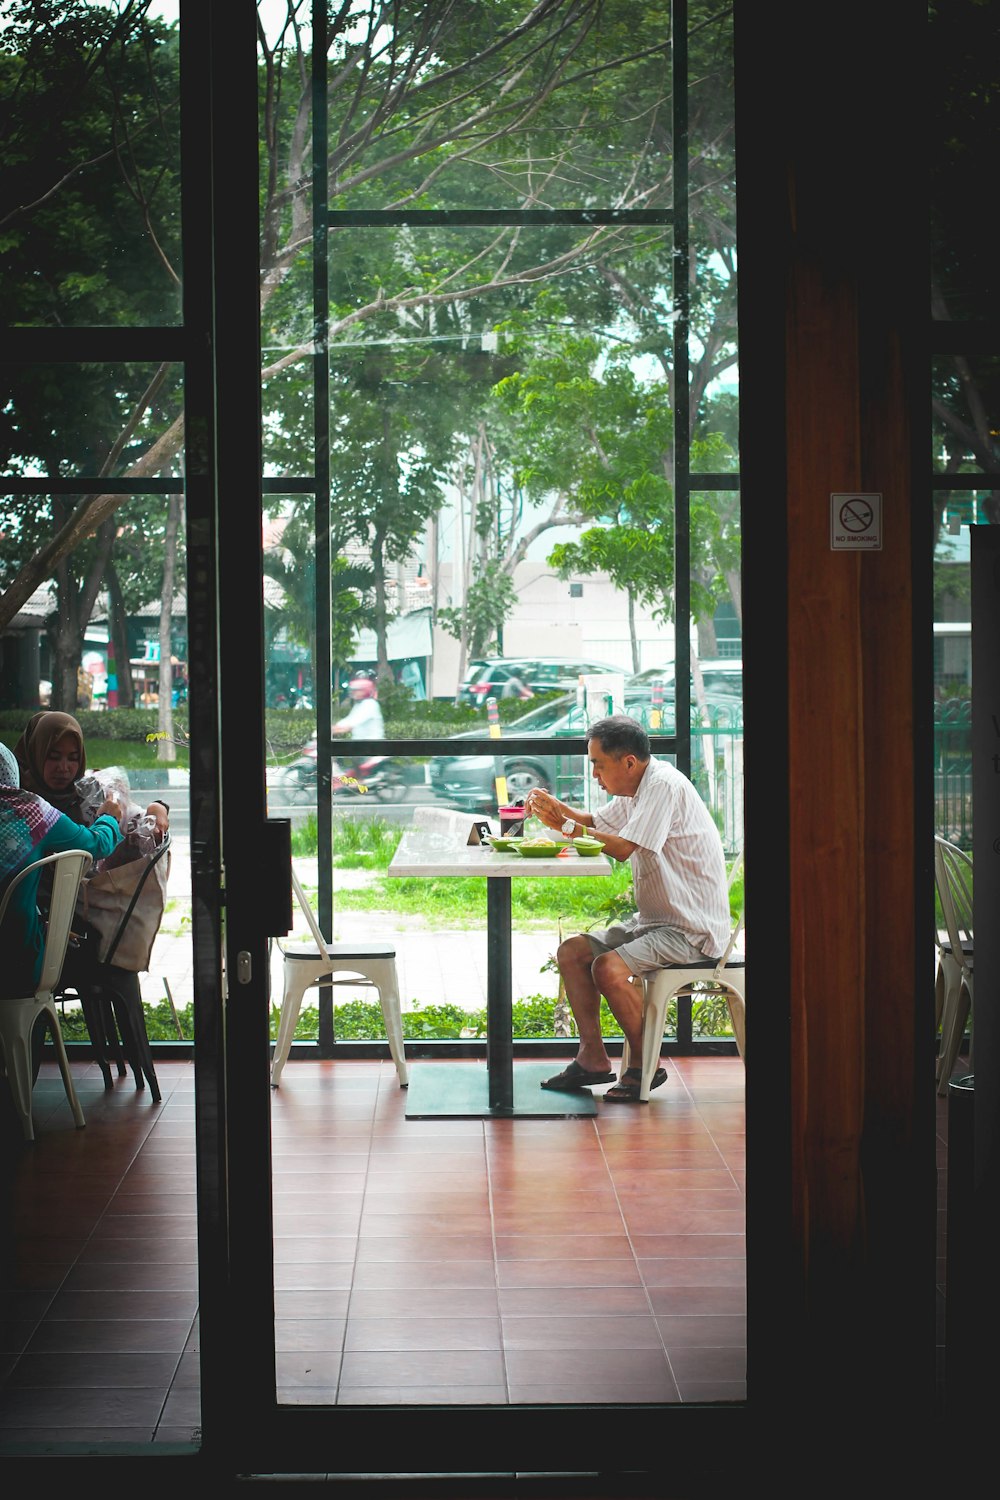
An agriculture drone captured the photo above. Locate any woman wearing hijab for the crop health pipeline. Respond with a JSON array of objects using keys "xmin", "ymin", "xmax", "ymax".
[
  {"xmin": 12, "ymin": 710, "xmax": 169, "ymax": 1099},
  {"xmin": 13, "ymin": 711, "xmax": 169, "ymax": 844},
  {"xmin": 0, "ymin": 743, "xmax": 122, "ymax": 997}
]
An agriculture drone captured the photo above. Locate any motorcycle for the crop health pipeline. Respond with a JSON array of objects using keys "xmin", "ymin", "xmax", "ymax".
[
  {"xmin": 331, "ymin": 753, "xmax": 406, "ymax": 802},
  {"xmin": 275, "ymin": 743, "xmax": 406, "ymax": 804}
]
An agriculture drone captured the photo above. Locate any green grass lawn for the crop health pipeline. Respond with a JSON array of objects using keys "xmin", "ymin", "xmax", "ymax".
[
  {"xmin": 334, "ymin": 868, "xmax": 635, "ymax": 929},
  {"xmin": 0, "ymin": 729, "xmax": 188, "ymax": 774}
]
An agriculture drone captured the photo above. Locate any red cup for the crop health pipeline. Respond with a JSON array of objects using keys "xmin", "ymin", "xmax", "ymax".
[{"xmin": 498, "ymin": 804, "xmax": 525, "ymax": 837}]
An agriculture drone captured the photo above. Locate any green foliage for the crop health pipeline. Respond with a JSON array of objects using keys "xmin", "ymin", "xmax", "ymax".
[
  {"xmin": 262, "ymin": 992, "xmax": 733, "ymax": 1044},
  {"xmin": 59, "ymin": 997, "xmax": 192, "ymax": 1044},
  {"xmin": 367, "ymin": 674, "xmax": 415, "ymax": 722},
  {"xmin": 0, "ymin": 706, "xmax": 184, "ymax": 743},
  {"xmin": 288, "ymin": 814, "xmax": 403, "ymax": 866},
  {"xmin": 0, "ymin": 715, "xmax": 191, "ymax": 773},
  {"xmin": 333, "ymin": 864, "xmax": 635, "ymax": 929},
  {"xmin": 271, "ymin": 1000, "xmax": 486, "ymax": 1043},
  {"xmin": 331, "ymin": 814, "xmax": 402, "ymax": 868},
  {"xmin": 493, "ymin": 313, "xmax": 737, "ymax": 632},
  {"xmin": 438, "ymin": 560, "xmax": 519, "ymax": 659},
  {"xmin": 0, "ymin": 696, "xmax": 554, "ymax": 774},
  {"xmin": 64, "ymin": 990, "xmax": 732, "ymax": 1046},
  {"xmin": 0, "ymin": 5, "xmax": 185, "ymax": 697}
]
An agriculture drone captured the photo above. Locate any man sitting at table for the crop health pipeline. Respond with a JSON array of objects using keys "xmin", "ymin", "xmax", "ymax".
[{"xmin": 525, "ymin": 714, "xmax": 731, "ymax": 1102}]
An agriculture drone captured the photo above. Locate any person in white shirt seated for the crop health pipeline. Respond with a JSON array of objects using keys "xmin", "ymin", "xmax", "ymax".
[
  {"xmin": 525, "ymin": 715, "xmax": 731, "ymax": 1102},
  {"xmin": 332, "ymin": 674, "xmax": 385, "ymax": 739}
]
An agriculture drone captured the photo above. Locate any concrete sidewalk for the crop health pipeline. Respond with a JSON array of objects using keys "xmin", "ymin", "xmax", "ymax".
[{"xmin": 144, "ymin": 836, "xmax": 562, "ymax": 1017}]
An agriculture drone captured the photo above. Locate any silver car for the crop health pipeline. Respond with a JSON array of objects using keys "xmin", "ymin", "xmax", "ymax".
[
  {"xmin": 456, "ymin": 655, "xmax": 623, "ymax": 707},
  {"xmin": 429, "ymin": 686, "xmax": 742, "ymax": 812}
]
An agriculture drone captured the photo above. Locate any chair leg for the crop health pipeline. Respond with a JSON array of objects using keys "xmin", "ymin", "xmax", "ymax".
[
  {"xmin": 374, "ymin": 971, "xmax": 408, "ymax": 1087},
  {"xmin": 638, "ymin": 977, "xmax": 670, "ymax": 1101},
  {"xmin": 105, "ymin": 972, "xmax": 161, "ymax": 1102},
  {"xmin": 78, "ymin": 989, "xmax": 121, "ymax": 1089},
  {"xmin": 0, "ymin": 1021, "xmax": 37, "ymax": 1142},
  {"xmin": 937, "ymin": 981, "xmax": 972, "ymax": 1096},
  {"xmin": 934, "ymin": 961, "xmax": 946, "ymax": 1041},
  {"xmin": 727, "ymin": 987, "xmax": 746, "ymax": 1060},
  {"xmin": 45, "ymin": 1003, "xmax": 86, "ymax": 1130},
  {"xmin": 935, "ymin": 960, "xmax": 962, "ymax": 1080},
  {"xmin": 271, "ymin": 967, "xmax": 312, "ymax": 1085}
]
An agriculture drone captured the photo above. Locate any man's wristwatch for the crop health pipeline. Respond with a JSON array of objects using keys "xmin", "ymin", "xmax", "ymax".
[{"xmin": 561, "ymin": 817, "xmax": 577, "ymax": 836}]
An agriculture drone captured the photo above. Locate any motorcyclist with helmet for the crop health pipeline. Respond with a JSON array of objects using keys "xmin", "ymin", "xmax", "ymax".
[{"xmin": 332, "ymin": 672, "xmax": 385, "ymax": 740}]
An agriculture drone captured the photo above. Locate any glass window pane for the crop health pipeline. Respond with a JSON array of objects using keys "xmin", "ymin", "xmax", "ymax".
[
  {"xmin": 1, "ymin": 363, "xmax": 183, "ymax": 480},
  {"xmin": 318, "ymin": 5, "xmax": 673, "ymax": 213},
  {"xmin": 933, "ymin": 355, "xmax": 1000, "ymax": 476},
  {"xmin": 316, "ymin": 223, "xmax": 690, "ymax": 742},
  {"xmin": 687, "ymin": 10, "xmax": 738, "ymax": 456},
  {"xmin": 930, "ymin": 0, "xmax": 1000, "ymax": 322},
  {"xmin": 0, "ymin": 487, "xmax": 186, "ymax": 716},
  {"xmin": 261, "ymin": 252, "xmax": 315, "ymax": 476},
  {"xmin": 0, "ymin": 4, "xmax": 182, "ymax": 327},
  {"xmin": 933, "ymin": 490, "xmax": 974, "ymax": 845},
  {"xmin": 275, "ymin": 743, "xmax": 741, "ymax": 1055}
]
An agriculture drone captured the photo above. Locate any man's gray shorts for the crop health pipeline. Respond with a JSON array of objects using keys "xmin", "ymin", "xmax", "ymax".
[{"xmin": 586, "ymin": 922, "xmax": 708, "ymax": 976}]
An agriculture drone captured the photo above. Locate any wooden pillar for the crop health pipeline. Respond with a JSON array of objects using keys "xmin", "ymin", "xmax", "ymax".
[{"xmin": 736, "ymin": 0, "xmax": 935, "ymax": 1459}]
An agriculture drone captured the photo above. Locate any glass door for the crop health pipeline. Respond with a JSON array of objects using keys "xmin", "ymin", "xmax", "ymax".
[{"xmin": 249, "ymin": 0, "xmax": 745, "ymax": 1461}]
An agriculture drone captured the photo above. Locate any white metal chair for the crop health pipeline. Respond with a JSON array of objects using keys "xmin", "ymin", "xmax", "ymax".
[
  {"xmin": 270, "ymin": 867, "xmax": 408, "ymax": 1088},
  {"xmin": 621, "ymin": 848, "xmax": 746, "ymax": 1101},
  {"xmin": 0, "ymin": 849, "xmax": 92, "ymax": 1141},
  {"xmin": 934, "ymin": 835, "xmax": 973, "ymax": 1095}
]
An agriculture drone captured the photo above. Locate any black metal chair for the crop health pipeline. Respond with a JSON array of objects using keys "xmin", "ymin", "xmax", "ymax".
[{"xmin": 58, "ymin": 834, "xmax": 172, "ymax": 1102}]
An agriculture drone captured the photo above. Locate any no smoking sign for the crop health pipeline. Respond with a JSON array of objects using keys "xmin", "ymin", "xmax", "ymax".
[{"xmin": 830, "ymin": 492, "xmax": 882, "ymax": 551}]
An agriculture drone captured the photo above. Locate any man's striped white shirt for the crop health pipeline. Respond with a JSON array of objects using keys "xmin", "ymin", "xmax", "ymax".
[{"xmin": 591, "ymin": 757, "xmax": 731, "ymax": 957}]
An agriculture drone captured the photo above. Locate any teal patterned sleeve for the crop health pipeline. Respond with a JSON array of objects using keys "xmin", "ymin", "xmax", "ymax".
[{"xmin": 37, "ymin": 811, "xmax": 122, "ymax": 863}]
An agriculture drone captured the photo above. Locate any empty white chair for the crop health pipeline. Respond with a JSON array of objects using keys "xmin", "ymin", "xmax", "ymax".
[
  {"xmin": 270, "ymin": 867, "xmax": 408, "ymax": 1087},
  {"xmin": 622, "ymin": 848, "xmax": 746, "ymax": 1101},
  {"xmin": 0, "ymin": 849, "xmax": 92, "ymax": 1141},
  {"xmin": 934, "ymin": 835, "xmax": 973, "ymax": 1096}
]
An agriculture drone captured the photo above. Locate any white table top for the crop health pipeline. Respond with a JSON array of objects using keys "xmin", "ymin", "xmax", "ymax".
[{"xmin": 388, "ymin": 827, "xmax": 613, "ymax": 879}]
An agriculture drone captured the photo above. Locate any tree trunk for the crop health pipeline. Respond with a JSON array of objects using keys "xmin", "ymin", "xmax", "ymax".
[
  {"xmin": 47, "ymin": 567, "xmax": 87, "ymax": 713},
  {"xmin": 427, "ymin": 514, "xmax": 440, "ymax": 698},
  {"xmin": 105, "ymin": 564, "xmax": 135, "ymax": 709},
  {"xmin": 46, "ymin": 509, "xmax": 115, "ymax": 711},
  {"xmin": 628, "ymin": 592, "xmax": 640, "ymax": 673},
  {"xmin": 696, "ymin": 615, "xmax": 719, "ymax": 658},
  {"xmin": 453, "ymin": 452, "xmax": 475, "ymax": 700},
  {"xmin": 370, "ymin": 528, "xmax": 392, "ymax": 683},
  {"xmin": 724, "ymin": 566, "xmax": 743, "ymax": 630}
]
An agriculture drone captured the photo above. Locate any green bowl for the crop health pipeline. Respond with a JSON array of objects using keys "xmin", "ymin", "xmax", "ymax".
[
  {"xmin": 489, "ymin": 835, "xmax": 523, "ymax": 852},
  {"xmin": 573, "ymin": 838, "xmax": 603, "ymax": 857},
  {"xmin": 514, "ymin": 840, "xmax": 563, "ymax": 858}
]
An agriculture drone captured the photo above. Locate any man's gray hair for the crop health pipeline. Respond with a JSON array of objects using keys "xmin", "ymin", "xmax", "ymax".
[{"xmin": 586, "ymin": 715, "xmax": 650, "ymax": 760}]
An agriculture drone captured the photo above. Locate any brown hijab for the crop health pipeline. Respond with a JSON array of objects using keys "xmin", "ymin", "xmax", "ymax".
[{"xmin": 13, "ymin": 710, "xmax": 88, "ymax": 817}]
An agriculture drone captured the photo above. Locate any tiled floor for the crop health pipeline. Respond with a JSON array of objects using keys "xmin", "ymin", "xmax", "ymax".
[
  {"xmin": 272, "ymin": 1055, "xmax": 746, "ymax": 1407},
  {"xmin": 0, "ymin": 1050, "xmax": 748, "ymax": 1446},
  {"xmin": 0, "ymin": 1057, "xmax": 199, "ymax": 1446}
]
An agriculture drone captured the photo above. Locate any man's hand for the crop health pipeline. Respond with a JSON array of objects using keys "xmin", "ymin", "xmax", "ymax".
[
  {"xmin": 145, "ymin": 802, "xmax": 170, "ymax": 840},
  {"xmin": 525, "ymin": 788, "xmax": 568, "ymax": 830}
]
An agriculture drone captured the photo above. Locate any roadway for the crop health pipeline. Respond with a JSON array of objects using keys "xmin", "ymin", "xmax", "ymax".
[{"xmin": 128, "ymin": 770, "xmax": 460, "ymax": 837}]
